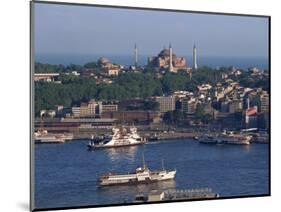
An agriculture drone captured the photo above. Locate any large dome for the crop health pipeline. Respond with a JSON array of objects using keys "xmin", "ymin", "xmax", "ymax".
[
  {"xmin": 98, "ymin": 57, "xmax": 110, "ymax": 65},
  {"xmin": 158, "ymin": 48, "xmax": 176, "ymax": 57}
]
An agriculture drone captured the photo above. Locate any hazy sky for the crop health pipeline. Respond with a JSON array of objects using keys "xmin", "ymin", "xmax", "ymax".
[{"xmin": 34, "ymin": 2, "xmax": 269, "ymax": 57}]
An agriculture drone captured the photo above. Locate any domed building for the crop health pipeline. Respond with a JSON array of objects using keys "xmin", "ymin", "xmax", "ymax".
[
  {"xmin": 97, "ymin": 57, "xmax": 120, "ymax": 76},
  {"xmin": 147, "ymin": 44, "xmax": 188, "ymax": 73},
  {"xmin": 158, "ymin": 48, "xmax": 176, "ymax": 58},
  {"xmin": 97, "ymin": 57, "xmax": 110, "ymax": 67}
]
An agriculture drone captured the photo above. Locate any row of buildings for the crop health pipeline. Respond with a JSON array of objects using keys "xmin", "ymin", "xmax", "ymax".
[{"xmin": 40, "ymin": 72, "xmax": 269, "ymax": 129}]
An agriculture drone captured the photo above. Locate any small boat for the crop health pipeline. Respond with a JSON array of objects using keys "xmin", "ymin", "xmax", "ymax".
[{"xmin": 193, "ymin": 136, "xmax": 199, "ymax": 140}]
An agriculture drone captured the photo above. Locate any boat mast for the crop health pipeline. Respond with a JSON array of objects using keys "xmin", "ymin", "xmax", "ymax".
[
  {"xmin": 162, "ymin": 159, "xmax": 165, "ymax": 171},
  {"xmin": 142, "ymin": 153, "xmax": 147, "ymax": 169}
]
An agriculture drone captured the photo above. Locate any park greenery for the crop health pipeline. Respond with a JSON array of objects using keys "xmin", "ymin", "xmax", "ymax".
[{"xmin": 34, "ymin": 62, "xmax": 269, "ymax": 116}]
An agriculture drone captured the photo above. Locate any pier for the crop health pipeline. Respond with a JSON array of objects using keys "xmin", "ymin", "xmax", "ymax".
[{"xmin": 134, "ymin": 188, "xmax": 219, "ymax": 203}]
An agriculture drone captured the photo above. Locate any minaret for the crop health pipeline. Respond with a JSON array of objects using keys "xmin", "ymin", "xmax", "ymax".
[
  {"xmin": 193, "ymin": 43, "xmax": 198, "ymax": 70},
  {"xmin": 134, "ymin": 43, "xmax": 138, "ymax": 68},
  {"xmin": 169, "ymin": 43, "xmax": 173, "ymax": 72}
]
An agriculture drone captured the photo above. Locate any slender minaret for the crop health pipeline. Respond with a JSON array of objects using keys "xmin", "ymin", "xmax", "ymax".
[
  {"xmin": 134, "ymin": 43, "xmax": 138, "ymax": 68},
  {"xmin": 193, "ymin": 43, "xmax": 198, "ymax": 70},
  {"xmin": 169, "ymin": 43, "xmax": 174, "ymax": 72}
]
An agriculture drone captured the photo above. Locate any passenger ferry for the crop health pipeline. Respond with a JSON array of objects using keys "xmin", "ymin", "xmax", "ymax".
[
  {"xmin": 198, "ymin": 131, "xmax": 252, "ymax": 145},
  {"xmin": 34, "ymin": 129, "xmax": 74, "ymax": 143},
  {"xmin": 98, "ymin": 156, "xmax": 176, "ymax": 186}
]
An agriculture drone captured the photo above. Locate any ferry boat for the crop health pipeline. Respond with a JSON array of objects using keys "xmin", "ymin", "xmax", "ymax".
[
  {"xmin": 198, "ymin": 135, "xmax": 223, "ymax": 145},
  {"xmin": 34, "ymin": 129, "xmax": 74, "ymax": 143},
  {"xmin": 252, "ymin": 132, "xmax": 269, "ymax": 143},
  {"xmin": 98, "ymin": 156, "xmax": 176, "ymax": 186},
  {"xmin": 198, "ymin": 132, "xmax": 252, "ymax": 145},
  {"xmin": 222, "ymin": 133, "xmax": 252, "ymax": 145},
  {"xmin": 88, "ymin": 126, "xmax": 146, "ymax": 149}
]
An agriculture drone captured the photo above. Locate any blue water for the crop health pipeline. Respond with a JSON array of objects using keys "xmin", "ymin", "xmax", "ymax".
[
  {"xmin": 35, "ymin": 139, "xmax": 269, "ymax": 209},
  {"xmin": 35, "ymin": 53, "xmax": 268, "ymax": 70}
]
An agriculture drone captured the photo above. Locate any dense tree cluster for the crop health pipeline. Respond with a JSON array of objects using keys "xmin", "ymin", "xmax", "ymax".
[{"xmin": 35, "ymin": 62, "xmax": 65, "ymax": 73}]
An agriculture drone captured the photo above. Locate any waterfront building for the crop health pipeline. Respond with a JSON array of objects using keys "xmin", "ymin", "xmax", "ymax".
[
  {"xmin": 71, "ymin": 100, "xmax": 98, "ymax": 118},
  {"xmin": 155, "ymin": 96, "xmax": 176, "ymax": 113},
  {"xmin": 193, "ymin": 44, "xmax": 198, "ymax": 70},
  {"xmin": 71, "ymin": 107, "xmax": 81, "ymax": 118},
  {"xmin": 98, "ymin": 101, "xmax": 118, "ymax": 114},
  {"xmin": 101, "ymin": 111, "xmax": 161, "ymax": 123},
  {"xmin": 260, "ymin": 92, "xmax": 269, "ymax": 113},
  {"xmin": 181, "ymin": 97, "xmax": 198, "ymax": 114},
  {"xmin": 35, "ymin": 118, "xmax": 118, "ymax": 132}
]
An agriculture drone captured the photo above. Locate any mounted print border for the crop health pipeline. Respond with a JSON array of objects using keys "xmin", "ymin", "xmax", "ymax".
[{"xmin": 30, "ymin": 1, "xmax": 271, "ymax": 211}]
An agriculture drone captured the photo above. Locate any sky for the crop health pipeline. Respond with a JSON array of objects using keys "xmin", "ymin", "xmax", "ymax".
[{"xmin": 34, "ymin": 2, "xmax": 269, "ymax": 58}]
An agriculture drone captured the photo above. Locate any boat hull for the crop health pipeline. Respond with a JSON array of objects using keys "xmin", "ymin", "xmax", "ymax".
[
  {"xmin": 99, "ymin": 170, "xmax": 176, "ymax": 186},
  {"xmin": 88, "ymin": 141, "xmax": 146, "ymax": 150},
  {"xmin": 99, "ymin": 177, "xmax": 175, "ymax": 186}
]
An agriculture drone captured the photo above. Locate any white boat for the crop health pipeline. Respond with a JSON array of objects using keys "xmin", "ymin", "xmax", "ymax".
[
  {"xmin": 34, "ymin": 129, "xmax": 74, "ymax": 143},
  {"xmin": 221, "ymin": 133, "xmax": 252, "ymax": 145},
  {"xmin": 98, "ymin": 156, "xmax": 176, "ymax": 186},
  {"xmin": 198, "ymin": 135, "xmax": 223, "ymax": 144},
  {"xmin": 199, "ymin": 132, "xmax": 252, "ymax": 145},
  {"xmin": 88, "ymin": 126, "xmax": 146, "ymax": 149}
]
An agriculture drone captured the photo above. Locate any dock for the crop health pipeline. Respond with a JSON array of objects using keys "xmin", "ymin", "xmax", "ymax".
[{"xmin": 134, "ymin": 188, "xmax": 219, "ymax": 203}]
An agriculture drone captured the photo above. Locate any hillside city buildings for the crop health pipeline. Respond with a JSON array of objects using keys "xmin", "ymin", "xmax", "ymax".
[{"xmin": 35, "ymin": 45, "xmax": 269, "ymax": 132}]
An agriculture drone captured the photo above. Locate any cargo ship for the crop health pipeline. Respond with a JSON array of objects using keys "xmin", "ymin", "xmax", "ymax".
[
  {"xmin": 98, "ymin": 156, "xmax": 176, "ymax": 186},
  {"xmin": 88, "ymin": 126, "xmax": 146, "ymax": 149}
]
